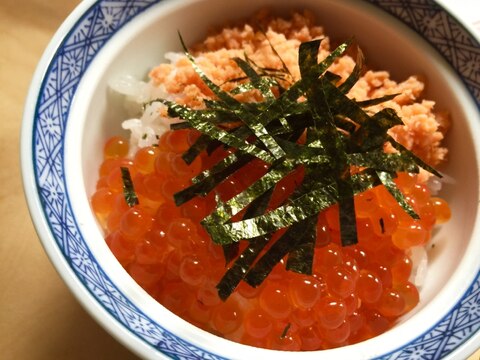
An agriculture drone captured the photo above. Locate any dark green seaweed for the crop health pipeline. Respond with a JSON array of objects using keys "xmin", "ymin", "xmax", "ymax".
[{"xmin": 148, "ymin": 36, "xmax": 442, "ymax": 298}]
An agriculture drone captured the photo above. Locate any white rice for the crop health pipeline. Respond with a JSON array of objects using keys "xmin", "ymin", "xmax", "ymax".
[{"xmin": 109, "ymin": 70, "xmax": 179, "ymax": 157}]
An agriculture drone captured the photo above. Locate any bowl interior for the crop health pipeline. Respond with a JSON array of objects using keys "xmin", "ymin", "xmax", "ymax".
[{"xmin": 64, "ymin": 0, "xmax": 480, "ymax": 358}]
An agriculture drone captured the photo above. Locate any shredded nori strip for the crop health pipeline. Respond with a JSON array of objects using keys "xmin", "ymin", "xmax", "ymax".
[
  {"xmin": 356, "ymin": 93, "xmax": 399, "ymax": 107},
  {"xmin": 244, "ymin": 217, "xmax": 318, "ymax": 287},
  {"xmin": 216, "ymin": 188, "xmax": 274, "ymax": 300},
  {"xmin": 285, "ymin": 215, "xmax": 317, "ymax": 274},
  {"xmin": 280, "ymin": 323, "xmax": 292, "ymax": 339},
  {"xmin": 376, "ymin": 170, "xmax": 419, "ymax": 219},
  {"xmin": 150, "ymin": 36, "xmax": 442, "ymax": 299},
  {"xmin": 379, "ymin": 218, "xmax": 386, "ymax": 234},
  {"xmin": 120, "ymin": 167, "xmax": 139, "ymax": 207}
]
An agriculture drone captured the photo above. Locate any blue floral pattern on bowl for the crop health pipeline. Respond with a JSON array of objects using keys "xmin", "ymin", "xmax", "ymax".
[{"xmin": 31, "ymin": 0, "xmax": 480, "ymax": 358}]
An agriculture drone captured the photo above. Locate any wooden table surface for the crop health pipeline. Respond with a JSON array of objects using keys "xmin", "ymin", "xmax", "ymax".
[
  {"xmin": 0, "ymin": 0, "xmax": 139, "ymax": 358},
  {"xmin": 1, "ymin": 1, "xmax": 478, "ymax": 359}
]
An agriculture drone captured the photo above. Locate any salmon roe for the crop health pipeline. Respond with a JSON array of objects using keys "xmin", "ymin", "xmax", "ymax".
[{"xmin": 91, "ymin": 132, "xmax": 451, "ymax": 351}]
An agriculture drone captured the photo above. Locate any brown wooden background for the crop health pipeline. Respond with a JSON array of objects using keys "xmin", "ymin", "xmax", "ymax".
[{"xmin": 0, "ymin": 1, "xmax": 478, "ymax": 359}]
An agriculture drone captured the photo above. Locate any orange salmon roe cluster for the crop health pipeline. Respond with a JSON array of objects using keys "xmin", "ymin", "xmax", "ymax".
[{"xmin": 92, "ymin": 131, "xmax": 451, "ymax": 350}]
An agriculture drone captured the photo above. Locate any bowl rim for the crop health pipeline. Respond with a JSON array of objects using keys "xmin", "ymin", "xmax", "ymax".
[{"xmin": 21, "ymin": 0, "xmax": 480, "ymax": 359}]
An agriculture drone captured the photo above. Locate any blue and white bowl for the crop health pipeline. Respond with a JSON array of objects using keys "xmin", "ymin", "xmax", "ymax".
[{"xmin": 21, "ymin": 0, "xmax": 480, "ymax": 359}]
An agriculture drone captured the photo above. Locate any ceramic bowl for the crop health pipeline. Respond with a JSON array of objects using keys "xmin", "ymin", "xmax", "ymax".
[{"xmin": 21, "ymin": 0, "xmax": 480, "ymax": 359}]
